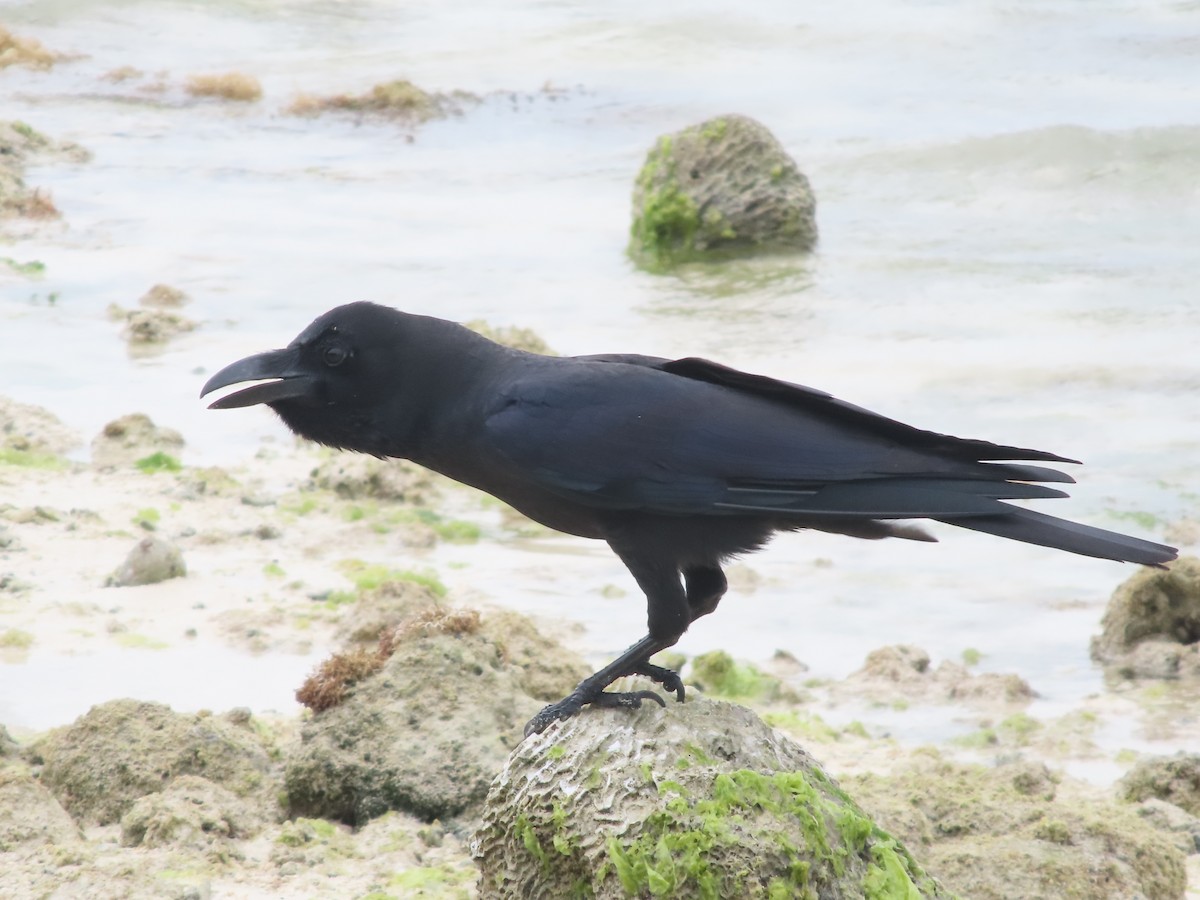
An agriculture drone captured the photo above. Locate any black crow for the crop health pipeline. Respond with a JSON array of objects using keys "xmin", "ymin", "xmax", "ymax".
[{"xmin": 201, "ymin": 302, "xmax": 1177, "ymax": 735}]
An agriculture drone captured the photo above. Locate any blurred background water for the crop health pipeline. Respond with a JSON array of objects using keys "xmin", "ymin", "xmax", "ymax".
[{"xmin": 1, "ymin": 0, "xmax": 1197, "ymax": 750}]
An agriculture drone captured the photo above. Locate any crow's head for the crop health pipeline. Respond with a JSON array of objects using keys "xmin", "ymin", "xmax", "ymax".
[{"xmin": 200, "ymin": 301, "xmax": 408, "ymax": 454}]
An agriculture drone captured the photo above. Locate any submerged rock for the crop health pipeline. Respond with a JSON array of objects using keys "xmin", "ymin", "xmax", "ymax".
[
  {"xmin": 846, "ymin": 750, "xmax": 1186, "ymax": 899},
  {"xmin": 473, "ymin": 699, "xmax": 949, "ymax": 899},
  {"xmin": 1091, "ymin": 558, "xmax": 1200, "ymax": 679},
  {"xmin": 35, "ymin": 700, "xmax": 276, "ymax": 826},
  {"xmin": 137, "ymin": 283, "xmax": 190, "ymax": 308},
  {"xmin": 628, "ymin": 114, "xmax": 817, "ymax": 271},
  {"xmin": 832, "ymin": 644, "xmax": 1035, "ymax": 708},
  {"xmin": 107, "ymin": 535, "xmax": 186, "ymax": 586},
  {"xmin": 120, "ymin": 307, "xmax": 198, "ymax": 346}
]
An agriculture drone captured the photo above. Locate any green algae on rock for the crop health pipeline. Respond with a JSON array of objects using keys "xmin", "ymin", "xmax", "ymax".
[
  {"xmin": 1119, "ymin": 752, "xmax": 1200, "ymax": 818},
  {"xmin": 846, "ymin": 750, "xmax": 1186, "ymax": 900},
  {"xmin": 284, "ymin": 612, "xmax": 555, "ymax": 824},
  {"xmin": 1091, "ymin": 557, "xmax": 1200, "ymax": 680},
  {"xmin": 628, "ymin": 114, "xmax": 817, "ymax": 272},
  {"xmin": 473, "ymin": 699, "xmax": 948, "ymax": 899},
  {"xmin": 90, "ymin": 412, "xmax": 185, "ymax": 470},
  {"xmin": 34, "ymin": 701, "xmax": 278, "ymax": 826},
  {"xmin": 120, "ymin": 774, "xmax": 264, "ymax": 851}
]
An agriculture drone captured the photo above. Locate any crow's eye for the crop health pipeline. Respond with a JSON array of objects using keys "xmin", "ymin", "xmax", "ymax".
[{"xmin": 323, "ymin": 346, "xmax": 348, "ymax": 367}]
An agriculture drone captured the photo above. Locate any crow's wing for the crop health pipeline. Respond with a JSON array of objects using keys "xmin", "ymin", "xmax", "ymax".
[{"xmin": 483, "ymin": 357, "xmax": 1074, "ymax": 519}]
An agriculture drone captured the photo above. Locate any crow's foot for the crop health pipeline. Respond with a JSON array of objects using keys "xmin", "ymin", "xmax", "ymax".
[
  {"xmin": 522, "ymin": 633, "xmax": 684, "ymax": 738},
  {"xmin": 630, "ymin": 661, "xmax": 686, "ymax": 702},
  {"xmin": 524, "ymin": 686, "xmax": 665, "ymax": 737}
]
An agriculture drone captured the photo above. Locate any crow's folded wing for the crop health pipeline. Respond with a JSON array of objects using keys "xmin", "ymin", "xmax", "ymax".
[{"xmin": 482, "ymin": 359, "xmax": 1074, "ymax": 519}]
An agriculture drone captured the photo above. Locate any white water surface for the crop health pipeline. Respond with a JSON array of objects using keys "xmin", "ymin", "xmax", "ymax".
[{"xmin": 1, "ymin": 1, "xmax": 1198, "ymax": 756}]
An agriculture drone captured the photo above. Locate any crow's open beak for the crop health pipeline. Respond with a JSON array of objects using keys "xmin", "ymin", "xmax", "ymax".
[{"xmin": 200, "ymin": 348, "xmax": 314, "ymax": 409}]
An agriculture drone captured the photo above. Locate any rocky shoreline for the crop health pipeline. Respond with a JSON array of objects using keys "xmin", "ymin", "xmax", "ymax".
[{"xmin": 2, "ymin": 394, "xmax": 1199, "ymax": 897}]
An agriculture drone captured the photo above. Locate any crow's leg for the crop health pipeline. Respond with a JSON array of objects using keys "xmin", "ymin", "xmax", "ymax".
[
  {"xmin": 624, "ymin": 565, "xmax": 726, "ymax": 696},
  {"xmin": 683, "ymin": 564, "xmax": 727, "ymax": 621},
  {"xmin": 523, "ymin": 546, "xmax": 689, "ymax": 737},
  {"xmin": 523, "ymin": 633, "xmax": 678, "ymax": 736}
]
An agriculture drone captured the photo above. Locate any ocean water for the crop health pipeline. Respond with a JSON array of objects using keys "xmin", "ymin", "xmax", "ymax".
[{"xmin": 1, "ymin": 0, "xmax": 1198, "ymax": 748}]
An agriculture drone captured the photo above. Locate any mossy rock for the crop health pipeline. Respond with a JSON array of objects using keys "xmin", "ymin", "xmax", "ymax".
[
  {"xmin": 34, "ymin": 701, "xmax": 277, "ymax": 826},
  {"xmin": 474, "ymin": 699, "xmax": 948, "ymax": 899},
  {"xmin": 90, "ymin": 412, "xmax": 184, "ymax": 469},
  {"xmin": 1090, "ymin": 557, "xmax": 1200, "ymax": 679},
  {"xmin": 629, "ymin": 114, "xmax": 817, "ymax": 271},
  {"xmin": 120, "ymin": 774, "xmax": 263, "ymax": 850},
  {"xmin": 846, "ymin": 750, "xmax": 1186, "ymax": 899},
  {"xmin": 1119, "ymin": 753, "xmax": 1200, "ymax": 818},
  {"xmin": 0, "ymin": 763, "xmax": 81, "ymax": 850},
  {"xmin": 284, "ymin": 626, "xmax": 544, "ymax": 825}
]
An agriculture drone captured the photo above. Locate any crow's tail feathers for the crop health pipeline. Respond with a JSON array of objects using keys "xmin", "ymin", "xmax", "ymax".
[{"xmin": 940, "ymin": 507, "xmax": 1177, "ymax": 568}]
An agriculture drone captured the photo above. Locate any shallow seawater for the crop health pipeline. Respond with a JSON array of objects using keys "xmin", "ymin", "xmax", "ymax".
[{"xmin": 1, "ymin": 0, "xmax": 1198, "ymax": 759}]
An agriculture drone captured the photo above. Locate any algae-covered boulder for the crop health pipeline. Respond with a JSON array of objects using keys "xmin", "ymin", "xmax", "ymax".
[
  {"xmin": 473, "ymin": 699, "xmax": 949, "ymax": 899},
  {"xmin": 120, "ymin": 774, "xmax": 263, "ymax": 850},
  {"xmin": 628, "ymin": 114, "xmax": 817, "ymax": 271},
  {"xmin": 1119, "ymin": 753, "xmax": 1200, "ymax": 818},
  {"xmin": 1091, "ymin": 558, "xmax": 1200, "ymax": 679},
  {"xmin": 284, "ymin": 618, "xmax": 548, "ymax": 825},
  {"xmin": 847, "ymin": 750, "xmax": 1186, "ymax": 899},
  {"xmin": 0, "ymin": 763, "xmax": 82, "ymax": 849},
  {"xmin": 36, "ymin": 700, "xmax": 276, "ymax": 826}
]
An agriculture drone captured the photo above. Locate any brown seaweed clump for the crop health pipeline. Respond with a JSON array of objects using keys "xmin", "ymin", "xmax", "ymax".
[
  {"xmin": 297, "ymin": 607, "xmax": 482, "ymax": 712},
  {"xmin": 185, "ymin": 72, "xmax": 263, "ymax": 102},
  {"xmin": 0, "ymin": 26, "xmax": 59, "ymax": 70},
  {"xmin": 287, "ymin": 79, "xmax": 479, "ymax": 124}
]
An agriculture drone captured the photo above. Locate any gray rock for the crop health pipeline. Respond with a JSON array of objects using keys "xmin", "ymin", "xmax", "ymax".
[
  {"xmin": 107, "ymin": 536, "xmax": 186, "ymax": 586},
  {"xmin": 121, "ymin": 307, "xmax": 197, "ymax": 345},
  {"xmin": 628, "ymin": 114, "xmax": 817, "ymax": 270},
  {"xmin": 473, "ymin": 699, "xmax": 949, "ymax": 899},
  {"xmin": 91, "ymin": 412, "xmax": 184, "ymax": 469}
]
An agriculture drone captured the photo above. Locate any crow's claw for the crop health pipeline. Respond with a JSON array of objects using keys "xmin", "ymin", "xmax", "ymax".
[
  {"xmin": 592, "ymin": 688, "xmax": 667, "ymax": 710},
  {"xmin": 630, "ymin": 662, "xmax": 686, "ymax": 702}
]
